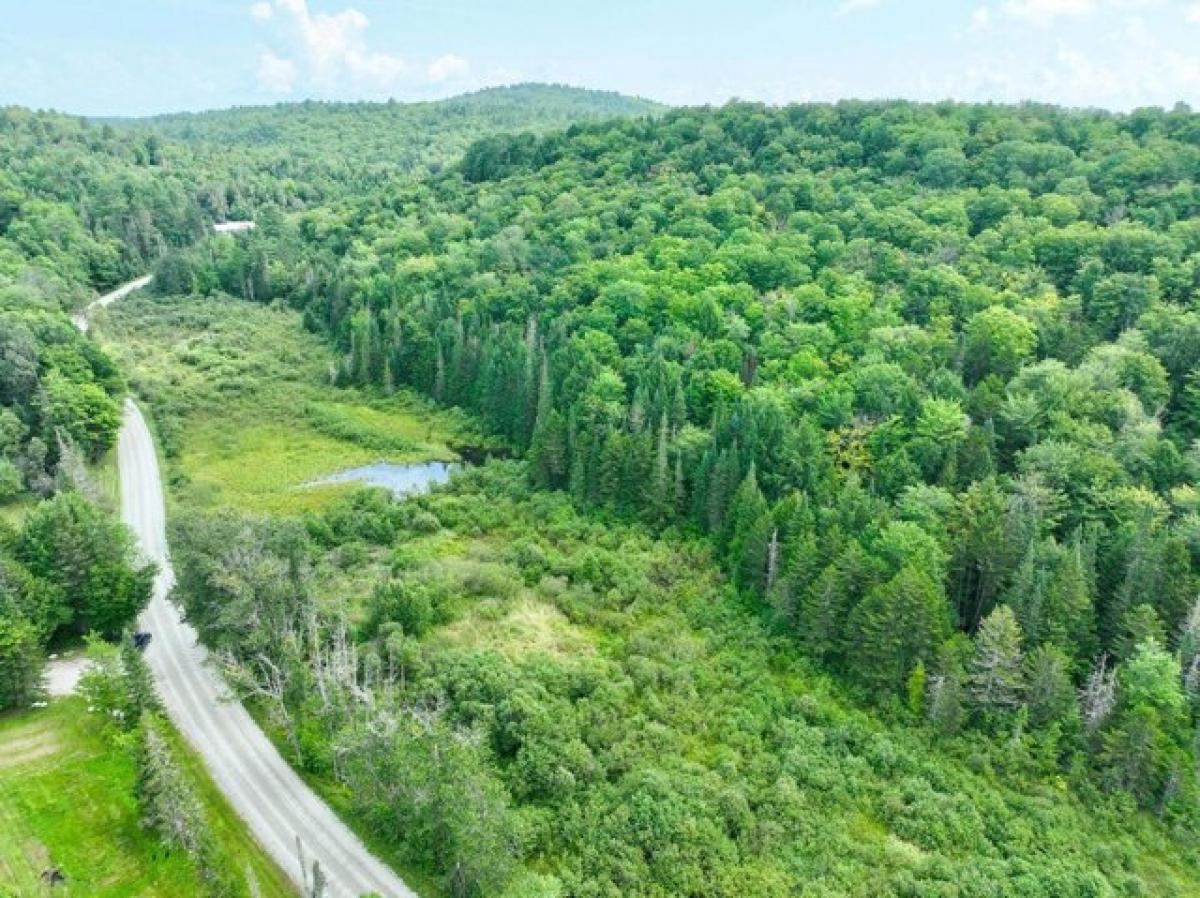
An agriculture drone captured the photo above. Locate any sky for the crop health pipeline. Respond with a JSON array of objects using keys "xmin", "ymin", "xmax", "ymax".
[{"xmin": 3, "ymin": 0, "xmax": 1200, "ymax": 116}]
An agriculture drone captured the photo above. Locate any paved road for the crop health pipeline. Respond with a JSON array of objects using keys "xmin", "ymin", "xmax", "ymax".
[
  {"xmin": 73, "ymin": 274, "xmax": 153, "ymax": 332},
  {"xmin": 82, "ymin": 278, "xmax": 416, "ymax": 898}
]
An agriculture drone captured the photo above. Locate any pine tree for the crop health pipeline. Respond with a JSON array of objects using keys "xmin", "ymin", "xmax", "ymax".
[
  {"xmin": 121, "ymin": 631, "xmax": 160, "ymax": 723},
  {"xmin": 724, "ymin": 466, "xmax": 771, "ymax": 591},
  {"xmin": 1153, "ymin": 535, "xmax": 1194, "ymax": 638},
  {"xmin": 705, "ymin": 446, "xmax": 741, "ymax": 535},
  {"xmin": 797, "ymin": 539, "xmax": 874, "ymax": 666},
  {"xmin": 1179, "ymin": 597, "xmax": 1200, "ymax": 703},
  {"xmin": 650, "ymin": 415, "xmax": 671, "ymax": 521},
  {"xmin": 906, "ymin": 660, "xmax": 927, "ymax": 717},
  {"xmin": 673, "ymin": 448, "xmax": 687, "ymax": 514},
  {"xmin": 1114, "ymin": 603, "xmax": 1167, "ymax": 661},
  {"xmin": 968, "ymin": 605, "xmax": 1026, "ymax": 716},
  {"xmin": 528, "ymin": 407, "xmax": 568, "ymax": 490},
  {"xmin": 927, "ymin": 669, "xmax": 966, "ymax": 735},
  {"xmin": 1098, "ymin": 639, "xmax": 1189, "ymax": 808},
  {"xmin": 0, "ymin": 615, "xmax": 43, "ymax": 710},
  {"xmin": 433, "ymin": 342, "xmax": 446, "ymax": 402},
  {"xmin": 137, "ymin": 714, "xmax": 206, "ymax": 856},
  {"xmin": 721, "ymin": 464, "xmax": 763, "ymax": 550},
  {"xmin": 847, "ymin": 565, "xmax": 950, "ymax": 694},
  {"xmin": 1024, "ymin": 644, "xmax": 1077, "ymax": 729},
  {"xmin": 1046, "ymin": 534, "xmax": 1097, "ymax": 662}
]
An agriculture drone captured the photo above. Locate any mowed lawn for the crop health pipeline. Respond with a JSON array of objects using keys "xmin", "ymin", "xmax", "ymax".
[{"xmin": 0, "ymin": 699, "xmax": 295, "ymax": 898}]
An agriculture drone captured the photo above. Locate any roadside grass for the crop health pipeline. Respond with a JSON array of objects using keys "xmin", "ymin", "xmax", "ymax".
[
  {"xmin": 164, "ymin": 720, "xmax": 299, "ymax": 898},
  {"xmin": 88, "ymin": 446, "xmax": 121, "ymax": 513},
  {"xmin": 0, "ymin": 698, "xmax": 295, "ymax": 898},
  {"xmin": 94, "ymin": 293, "xmax": 484, "ymax": 515}
]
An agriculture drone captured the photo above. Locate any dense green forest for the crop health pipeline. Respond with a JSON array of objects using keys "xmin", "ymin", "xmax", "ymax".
[
  {"xmin": 131, "ymin": 85, "xmax": 662, "ymax": 202},
  {"xmin": 170, "ymin": 461, "xmax": 1200, "ymax": 897},
  {"xmin": 140, "ymin": 98, "xmax": 1200, "ymax": 896},
  {"xmin": 188, "ymin": 98, "xmax": 1200, "ymax": 817},
  {"xmin": 8, "ymin": 87, "xmax": 1200, "ymax": 897},
  {"xmin": 0, "ymin": 108, "xmax": 162, "ymax": 708}
]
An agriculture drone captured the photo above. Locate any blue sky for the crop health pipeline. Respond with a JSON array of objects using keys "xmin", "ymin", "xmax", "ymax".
[{"xmin": 3, "ymin": 0, "xmax": 1200, "ymax": 116}]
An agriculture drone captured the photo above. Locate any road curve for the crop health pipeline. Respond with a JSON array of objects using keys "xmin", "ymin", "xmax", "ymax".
[
  {"xmin": 84, "ymin": 279, "xmax": 416, "ymax": 898},
  {"xmin": 73, "ymin": 274, "xmax": 153, "ymax": 332}
]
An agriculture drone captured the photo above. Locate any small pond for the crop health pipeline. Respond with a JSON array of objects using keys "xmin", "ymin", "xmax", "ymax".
[{"xmin": 308, "ymin": 461, "xmax": 457, "ymax": 498}]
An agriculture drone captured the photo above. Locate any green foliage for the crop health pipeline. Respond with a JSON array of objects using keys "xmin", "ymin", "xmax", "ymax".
[
  {"xmin": 237, "ymin": 97, "xmax": 1200, "ymax": 705},
  {"xmin": 137, "ymin": 713, "xmax": 208, "ymax": 857},
  {"xmin": 17, "ymin": 492, "xmax": 155, "ymax": 640},
  {"xmin": 14, "ymin": 85, "xmax": 1200, "ymax": 894},
  {"xmin": 0, "ymin": 308, "xmax": 124, "ymax": 497},
  {"xmin": 201, "ymin": 101, "xmax": 1200, "ymax": 828},
  {"xmin": 0, "ymin": 612, "xmax": 43, "ymax": 709},
  {"xmin": 848, "ymin": 565, "xmax": 951, "ymax": 694},
  {"xmin": 168, "ymin": 464, "xmax": 1200, "ymax": 896},
  {"xmin": 968, "ymin": 605, "xmax": 1026, "ymax": 718},
  {"xmin": 1099, "ymin": 639, "xmax": 1191, "ymax": 810},
  {"xmin": 180, "ymin": 96, "xmax": 1200, "ymax": 879}
]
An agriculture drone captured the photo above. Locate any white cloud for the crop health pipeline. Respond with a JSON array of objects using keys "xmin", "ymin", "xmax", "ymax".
[
  {"xmin": 1002, "ymin": 0, "xmax": 1096, "ymax": 26},
  {"xmin": 277, "ymin": 0, "xmax": 407, "ymax": 85},
  {"xmin": 427, "ymin": 54, "xmax": 469, "ymax": 83},
  {"xmin": 967, "ymin": 40, "xmax": 1200, "ymax": 108},
  {"xmin": 250, "ymin": 0, "xmax": 471, "ymax": 94},
  {"xmin": 1120, "ymin": 15, "xmax": 1151, "ymax": 45},
  {"xmin": 1187, "ymin": 3, "xmax": 1200, "ymax": 23},
  {"xmin": 257, "ymin": 49, "xmax": 297, "ymax": 92}
]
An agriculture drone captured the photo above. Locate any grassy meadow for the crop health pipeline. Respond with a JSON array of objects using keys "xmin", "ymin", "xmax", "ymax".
[{"xmin": 93, "ymin": 294, "xmax": 483, "ymax": 514}]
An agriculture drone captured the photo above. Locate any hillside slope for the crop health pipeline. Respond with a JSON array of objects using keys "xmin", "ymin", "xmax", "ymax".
[
  {"xmin": 153, "ymin": 99, "xmax": 1200, "ymax": 896},
  {"xmin": 116, "ymin": 85, "xmax": 665, "ymax": 202}
]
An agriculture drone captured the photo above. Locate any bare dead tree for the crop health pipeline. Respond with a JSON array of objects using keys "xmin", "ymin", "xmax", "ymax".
[{"xmin": 1080, "ymin": 655, "xmax": 1117, "ymax": 733}]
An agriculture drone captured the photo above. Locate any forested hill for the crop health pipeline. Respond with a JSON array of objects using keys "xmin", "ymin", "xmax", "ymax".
[
  {"xmin": 116, "ymin": 85, "xmax": 665, "ymax": 200},
  {"xmin": 0, "ymin": 86, "xmax": 660, "ymax": 305},
  {"xmin": 133, "ymin": 85, "xmax": 663, "ymax": 145},
  {"xmin": 0, "ymin": 107, "xmax": 209, "ymax": 301},
  {"xmin": 184, "ymin": 99, "xmax": 1200, "ymax": 824}
]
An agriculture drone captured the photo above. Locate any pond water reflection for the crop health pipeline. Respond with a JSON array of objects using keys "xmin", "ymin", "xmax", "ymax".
[{"xmin": 308, "ymin": 461, "xmax": 456, "ymax": 497}]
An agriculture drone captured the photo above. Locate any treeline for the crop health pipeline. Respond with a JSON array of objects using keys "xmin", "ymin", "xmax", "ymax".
[
  {"xmin": 0, "ymin": 298, "xmax": 153, "ymax": 709},
  {"xmin": 0, "ymin": 303, "xmax": 125, "ymax": 497},
  {"xmin": 3, "ymin": 87, "xmax": 650, "ymax": 311},
  {"xmin": 207, "ymin": 99, "xmax": 1200, "ymax": 814},
  {"xmin": 0, "ymin": 109, "xmax": 177, "ymax": 709}
]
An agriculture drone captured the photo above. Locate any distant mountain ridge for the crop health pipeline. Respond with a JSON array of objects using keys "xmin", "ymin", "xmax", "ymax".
[
  {"xmin": 95, "ymin": 83, "xmax": 665, "ymax": 197},
  {"xmin": 118, "ymin": 84, "xmax": 665, "ymax": 135}
]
